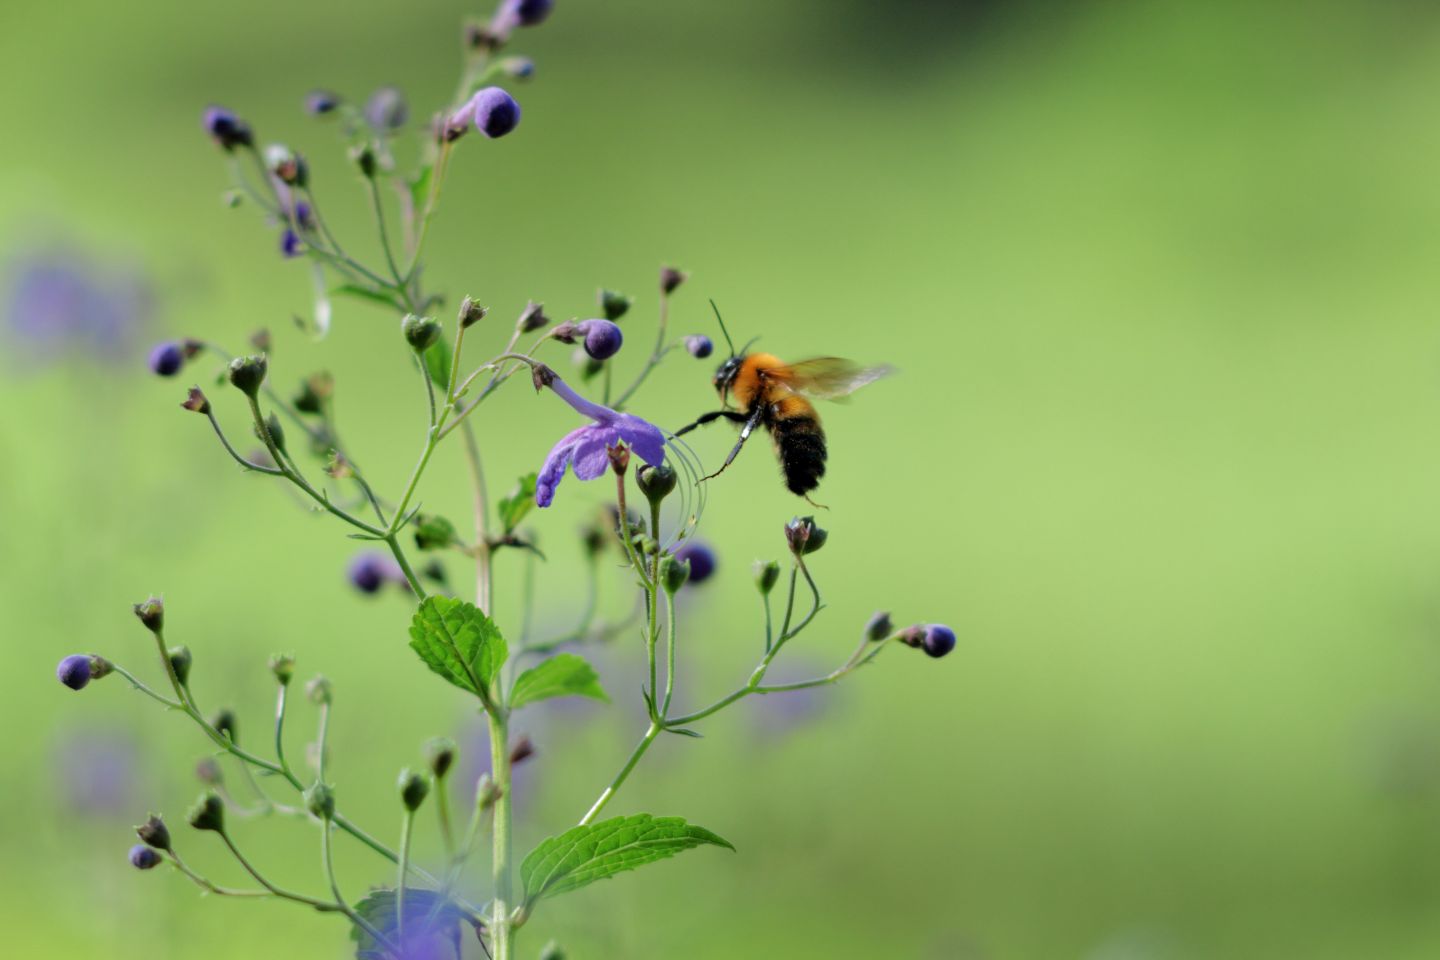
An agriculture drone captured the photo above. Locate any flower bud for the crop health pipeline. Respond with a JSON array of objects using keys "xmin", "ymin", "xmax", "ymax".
[
  {"xmin": 509, "ymin": 736, "xmax": 536, "ymax": 766},
  {"xmin": 149, "ymin": 341, "xmax": 185, "ymax": 377},
  {"xmin": 402, "ymin": 314, "xmax": 442, "ymax": 353},
  {"xmin": 187, "ymin": 792, "xmax": 225, "ymax": 833},
  {"xmin": 476, "ymin": 773, "xmax": 500, "ymax": 809},
  {"xmin": 133, "ymin": 596, "xmax": 164, "ymax": 633},
  {"xmin": 365, "ymin": 86, "xmax": 408, "ymax": 131},
  {"xmin": 922, "ymin": 624, "xmax": 957, "ymax": 659},
  {"xmin": 753, "ymin": 560, "xmax": 781, "ymax": 595},
  {"xmin": 508, "ymin": 0, "xmax": 554, "ymax": 27},
  {"xmin": 202, "ymin": 106, "xmax": 253, "ymax": 151},
  {"xmin": 264, "ymin": 144, "xmax": 307, "ymax": 187},
  {"xmin": 348, "ymin": 553, "xmax": 395, "ymax": 595},
  {"xmin": 56, "ymin": 655, "xmax": 93, "ymax": 691},
  {"xmin": 136, "ymin": 815, "xmax": 172, "ymax": 852},
  {"xmin": 550, "ymin": 321, "xmax": 581, "ymax": 344},
  {"xmin": 518, "ymin": 300, "xmax": 548, "ymax": 332},
  {"xmin": 304, "ymin": 782, "xmax": 336, "ymax": 819},
  {"xmin": 459, "ymin": 296, "xmax": 488, "ymax": 328},
  {"xmin": 425, "ymin": 737, "xmax": 456, "ymax": 779},
  {"xmin": 280, "ymin": 229, "xmax": 303, "ymax": 258},
  {"xmin": 635, "ymin": 463, "xmax": 677, "ymax": 506},
  {"xmin": 305, "ymin": 90, "xmax": 340, "ymax": 116},
  {"xmin": 228, "ymin": 355, "xmax": 268, "ymax": 398},
  {"xmin": 352, "ymin": 144, "xmax": 378, "ymax": 179},
  {"xmin": 674, "ymin": 542, "xmax": 716, "ymax": 585},
  {"xmin": 195, "ymin": 757, "xmax": 224, "ymax": 786},
  {"xmin": 864, "ymin": 611, "xmax": 893, "ymax": 642},
  {"xmin": 469, "ymin": 86, "xmax": 521, "ymax": 139},
  {"xmin": 168, "ymin": 646, "xmax": 192, "ymax": 686},
  {"xmin": 784, "ymin": 516, "xmax": 827, "ymax": 556},
  {"xmin": 266, "ymin": 654, "xmax": 294, "ymax": 686},
  {"xmin": 684, "ymin": 335, "xmax": 713, "ymax": 359},
  {"xmin": 598, "ymin": 289, "xmax": 631, "ymax": 322},
  {"xmin": 578, "ymin": 319, "xmax": 623, "ymax": 360},
  {"xmin": 306, "ymin": 675, "xmax": 332, "ymax": 705},
  {"xmin": 581, "ymin": 522, "xmax": 606, "ymax": 558},
  {"xmin": 129, "ymin": 844, "xmax": 163, "ymax": 870},
  {"xmin": 660, "ymin": 266, "xmax": 687, "ymax": 295},
  {"xmin": 500, "ymin": 56, "xmax": 535, "ymax": 79},
  {"xmin": 211, "ymin": 709, "xmax": 238, "ymax": 744},
  {"xmin": 607, "ymin": 443, "xmax": 631, "ymax": 476},
  {"xmin": 259, "ymin": 413, "xmax": 286, "ymax": 454},
  {"xmin": 538, "ymin": 941, "xmax": 566, "ymax": 960},
  {"xmin": 897, "ymin": 625, "xmax": 926, "ymax": 649},
  {"xmin": 660, "ymin": 554, "xmax": 690, "ymax": 594},
  {"xmin": 398, "ymin": 768, "xmax": 429, "ymax": 812},
  {"xmin": 181, "ymin": 386, "xmax": 211, "ymax": 414}
]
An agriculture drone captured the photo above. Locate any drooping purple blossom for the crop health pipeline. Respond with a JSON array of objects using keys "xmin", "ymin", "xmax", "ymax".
[
  {"xmin": 578, "ymin": 319, "xmax": 622, "ymax": 360},
  {"xmin": 673, "ymin": 541, "xmax": 717, "ymax": 585},
  {"xmin": 56, "ymin": 655, "xmax": 92, "ymax": 691},
  {"xmin": 922, "ymin": 624, "xmax": 956, "ymax": 658},
  {"xmin": 469, "ymin": 86, "xmax": 521, "ymax": 139},
  {"xmin": 534, "ymin": 371, "xmax": 666, "ymax": 507}
]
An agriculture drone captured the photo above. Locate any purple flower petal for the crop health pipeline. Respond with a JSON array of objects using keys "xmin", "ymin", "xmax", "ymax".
[
  {"xmin": 535, "ymin": 425, "xmax": 589, "ymax": 507},
  {"xmin": 571, "ymin": 427, "xmax": 618, "ymax": 480},
  {"xmin": 547, "ymin": 375, "xmax": 614, "ymax": 422},
  {"xmin": 615, "ymin": 414, "xmax": 666, "ymax": 466}
]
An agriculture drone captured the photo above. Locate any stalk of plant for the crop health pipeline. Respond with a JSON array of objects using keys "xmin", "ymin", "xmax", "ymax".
[{"xmin": 55, "ymin": 3, "xmax": 958, "ymax": 958}]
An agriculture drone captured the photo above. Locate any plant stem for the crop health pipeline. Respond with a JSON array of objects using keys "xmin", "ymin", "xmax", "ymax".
[
  {"xmin": 397, "ymin": 809, "xmax": 416, "ymax": 942},
  {"xmin": 488, "ymin": 709, "xmax": 514, "ymax": 960},
  {"xmin": 579, "ymin": 722, "xmax": 661, "ymax": 826}
]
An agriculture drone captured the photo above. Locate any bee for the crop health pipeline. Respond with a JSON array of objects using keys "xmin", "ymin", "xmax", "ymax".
[{"xmin": 675, "ymin": 303, "xmax": 891, "ymax": 505}]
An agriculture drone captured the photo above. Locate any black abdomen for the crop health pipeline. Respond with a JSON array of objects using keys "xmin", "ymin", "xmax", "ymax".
[{"xmin": 771, "ymin": 414, "xmax": 827, "ymax": 495}]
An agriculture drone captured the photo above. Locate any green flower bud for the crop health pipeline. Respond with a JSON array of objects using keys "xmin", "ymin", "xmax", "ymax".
[
  {"xmin": 635, "ymin": 463, "xmax": 677, "ymax": 506},
  {"xmin": 660, "ymin": 554, "xmax": 691, "ymax": 595},
  {"xmin": 228, "ymin": 355, "xmax": 268, "ymax": 397},
  {"xmin": 425, "ymin": 737, "xmax": 456, "ymax": 779},
  {"xmin": 269, "ymin": 654, "xmax": 295, "ymax": 685},
  {"xmin": 352, "ymin": 143, "xmax": 377, "ymax": 178},
  {"xmin": 753, "ymin": 560, "xmax": 781, "ymax": 595},
  {"xmin": 211, "ymin": 708, "xmax": 238, "ymax": 744},
  {"xmin": 133, "ymin": 596, "xmax": 165, "ymax": 633},
  {"xmin": 659, "ymin": 266, "xmax": 686, "ymax": 296},
  {"xmin": 304, "ymin": 782, "xmax": 335, "ymax": 819},
  {"xmin": 864, "ymin": 611, "xmax": 893, "ymax": 642},
  {"xmin": 257, "ymin": 413, "xmax": 285, "ymax": 454},
  {"xmin": 539, "ymin": 941, "xmax": 566, "ymax": 960},
  {"xmin": 305, "ymin": 675, "xmax": 332, "ymax": 705},
  {"xmin": 459, "ymin": 296, "xmax": 487, "ymax": 328},
  {"xmin": 517, "ymin": 300, "xmax": 548, "ymax": 333},
  {"xmin": 476, "ymin": 773, "xmax": 499, "ymax": 809},
  {"xmin": 187, "ymin": 792, "xmax": 225, "ymax": 833},
  {"xmin": 401, "ymin": 314, "xmax": 442, "ymax": 352},
  {"xmin": 181, "ymin": 386, "xmax": 211, "ymax": 414},
  {"xmin": 784, "ymin": 516, "xmax": 828, "ymax": 556},
  {"xmin": 135, "ymin": 814, "xmax": 172, "ymax": 852},
  {"xmin": 88, "ymin": 655, "xmax": 114, "ymax": 681},
  {"xmin": 598, "ymin": 289, "xmax": 631, "ymax": 322},
  {"xmin": 398, "ymin": 768, "xmax": 429, "ymax": 812},
  {"xmin": 168, "ymin": 646, "xmax": 192, "ymax": 686}
]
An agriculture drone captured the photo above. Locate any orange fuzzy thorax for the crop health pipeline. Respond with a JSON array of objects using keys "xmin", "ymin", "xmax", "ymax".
[{"xmin": 731, "ymin": 352, "xmax": 786, "ymax": 408}]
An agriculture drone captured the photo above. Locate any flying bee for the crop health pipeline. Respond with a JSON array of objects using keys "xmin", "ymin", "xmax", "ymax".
[{"xmin": 674, "ymin": 302, "xmax": 891, "ymax": 505}]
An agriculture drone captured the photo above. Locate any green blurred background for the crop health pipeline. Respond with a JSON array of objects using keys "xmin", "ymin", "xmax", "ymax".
[{"xmin": 6, "ymin": 0, "xmax": 1440, "ymax": 956}]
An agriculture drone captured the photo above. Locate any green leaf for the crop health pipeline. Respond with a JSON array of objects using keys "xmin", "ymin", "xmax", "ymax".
[
  {"xmin": 408, "ymin": 596, "xmax": 507, "ymax": 698},
  {"xmin": 510, "ymin": 654, "xmax": 609, "ymax": 710},
  {"xmin": 412, "ymin": 513, "xmax": 457, "ymax": 551},
  {"xmin": 424, "ymin": 334, "xmax": 452, "ymax": 390},
  {"xmin": 408, "ymin": 164, "xmax": 434, "ymax": 216},
  {"xmin": 350, "ymin": 887, "xmax": 463, "ymax": 959},
  {"xmin": 331, "ymin": 283, "xmax": 399, "ymax": 309},
  {"xmin": 497, "ymin": 473, "xmax": 538, "ymax": 534},
  {"xmin": 520, "ymin": 814, "xmax": 733, "ymax": 905}
]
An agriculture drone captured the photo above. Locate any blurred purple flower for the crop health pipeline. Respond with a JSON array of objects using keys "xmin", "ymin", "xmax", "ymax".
[
  {"xmin": 347, "ymin": 552, "xmax": 405, "ymax": 595},
  {"xmin": 4, "ymin": 246, "xmax": 153, "ymax": 364},
  {"xmin": 534, "ymin": 371, "xmax": 666, "ymax": 507},
  {"xmin": 749, "ymin": 684, "xmax": 830, "ymax": 738},
  {"xmin": 53, "ymin": 727, "xmax": 140, "ymax": 815},
  {"xmin": 673, "ymin": 541, "xmax": 717, "ymax": 584}
]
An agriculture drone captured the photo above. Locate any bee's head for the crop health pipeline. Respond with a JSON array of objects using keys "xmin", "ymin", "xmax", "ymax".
[{"xmin": 712, "ymin": 355, "xmax": 744, "ymax": 399}]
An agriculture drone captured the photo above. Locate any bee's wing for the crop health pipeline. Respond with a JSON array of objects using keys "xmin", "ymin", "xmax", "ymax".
[{"xmin": 771, "ymin": 357, "xmax": 894, "ymax": 402}]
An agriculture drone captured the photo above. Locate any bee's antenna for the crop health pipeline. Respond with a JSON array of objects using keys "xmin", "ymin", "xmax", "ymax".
[
  {"xmin": 709, "ymin": 299, "xmax": 738, "ymax": 357},
  {"xmin": 738, "ymin": 336, "xmax": 761, "ymax": 355}
]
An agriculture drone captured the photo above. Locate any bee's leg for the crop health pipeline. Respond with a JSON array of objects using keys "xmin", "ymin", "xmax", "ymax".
[
  {"xmin": 673, "ymin": 410, "xmax": 748, "ymax": 437},
  {"xmin": 700, "ymin": 410, "xmax": 763, "ymax": 481},
  {"xmin": 802, "ymin": 493, "xmax": 830, "ymax": 510}
]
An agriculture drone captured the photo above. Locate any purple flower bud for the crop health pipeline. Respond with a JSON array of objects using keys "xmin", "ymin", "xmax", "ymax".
[
  {"xmin": 578, "ymin": 319, "xmax": 622, "ymax": 360},
  {"xmin": 129, "ymin": 844, "xmax": 163, "ymax": 870},
  {"xmin": 305, "ymin": 90, "xmax": 341, "ymax": 116},
  {"xmin": 684, "ymin": 335, "xmax": 713, "ymax": 359},
  {"xmin": 148, "ymin": 341, "xmax": 185, "ymax": 377},
  {"xmin": 202, "ymin": 106, "xmax": 253, "ymax": 151},
  {"xmin": 56, "ymin": 654, "xmax": 92, "ymax": 691},
  {"xmin": 366, "ymin": 86, "xmax": 409, "ymax": 131},
  {"xmin": 348, "ymin": 552, "xmax": 399, "ymax": 595},
  {"xmin": 510, "ymin": 0, "xmax": 554, "ymax": 26},
  {"xmin": 500, "ymin": 56, "xmax": 535, "ymax": 79},
  {"xmin": 922, "ymin": 624, "xmax": 957, "ymax": 659},
  {"xmin": 660, "ymin": 266, "xmax": 687, "ymax": 295},
  {"xmin": 864, "ymin": 611, "xmax": 893, "ymax": 642},
  {"xmin": 673, "ymin": 541, "xmax": 717, "ymax": 585},
  {"xmin": 280, "ymin": 229, "xmax": 303, "ymax": 258},
  {"xmin": 470, "ymin": 87, "xmax": 521, "ymax": 139}
]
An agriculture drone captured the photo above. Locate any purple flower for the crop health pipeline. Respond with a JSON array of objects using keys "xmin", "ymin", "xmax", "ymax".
[
  {"xmin": 202, "ymin": 105, "xmax": 252, "ymax": 151},
  {"xmin": 470, "ymin": 87, "xmax": 521, "ymax": 139},
  {"xmin": 535, "ymin": 372, "xmax": 666, "ymax": 507},
  {"xmin": 922, "ymin": 624, "xmax": 956, "ymax": 659},
  {"xmin": 579, "ymin": 319, "xmax": 622, "ymax": 360},
  {"xmin": 365, "ymin": 86, "xmax": 408, "ymax": 131},
  {"xmin": 5, "ymin": 247, "xmax": 154, "ymax": 364},
  {"xmin": 685, "ymin": 334, "xmax": 713, "ymax": 359},
  {"xmin": 56, "ymin": 655, "xmax": 91, "ymax": 691},
  {"xmin": 129, "ymin": 844, "xmax": 162, "ymax": 870},
  {"xmin": 148, "ymin": 341, "xmax": 184, "ymax": 376},
  {"xmin": 347, "ymin": 552, "xmax": 403, "ymax": 594},
  {"xmin": 510, "ymin": 0, "xmax": 554, "ymax": 26},
  {"xmin": 674, "ymin": 541, "xmax": 716, "ymax": 584},
  {"xmin": 304, "ymin": 90, "xmax": 340, "ymax": 116},
  {"xmin": 280, "ymin": 229, "xmax": 302, "ymax": 258}
]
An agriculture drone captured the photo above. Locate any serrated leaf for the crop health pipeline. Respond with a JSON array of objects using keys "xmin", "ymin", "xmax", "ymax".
[
  {"xmin": 425, "ymin": 335, "xmax": 452, "ymax": 390},
  {"xmin": 408, "ymin": 596, "xmax": 507, "ymax": 698},
  {"xmin": 510, "ymin": 654, "xmax": 609, "ymax": 710},
  {"xmin": 521, "ymin": 814, "xmax": 733, "ymax": 904},
  {"xmin": 412, "ymin": 513, "xmax": 457, "ymax": 551},
  {"xmin": 332, "ymin": 283, "xmax": 400, "ymax": 309},
  {"xmin": 498, "ymin": 473, "xmax": 538, "ymax": 534},
  {"xmin": 350, "ymin": 887, "xmax": 463, "ymax": 959}
]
